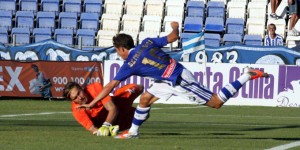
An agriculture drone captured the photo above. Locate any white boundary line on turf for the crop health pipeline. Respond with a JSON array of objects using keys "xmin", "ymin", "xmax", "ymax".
[
  {"xmin": 0, "ymin": 106, "xmax": 203, "ymax": 118},
  {"xmin": 1, "ymin": 106, "xmax": 300, "ymax": 120},
  {"xmin": 266, "ymin": 141, "xmax": 300, "ymax": 150},
  {"xmin": 0, "ymin": 112, "xmax": 71, "ymax": 118}
]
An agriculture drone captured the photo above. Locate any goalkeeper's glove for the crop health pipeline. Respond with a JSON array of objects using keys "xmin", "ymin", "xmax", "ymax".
[
  {"xmin": 93, "ymin": 122, "xmax": 119, "ymax": 136},
  {"xmin": 109, "ymin": 125, "xmax": 119, "ymax": 136}
]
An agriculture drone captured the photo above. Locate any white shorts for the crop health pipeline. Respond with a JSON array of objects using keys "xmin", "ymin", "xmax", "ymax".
[{"xmin": 147, "ymin": 68, "xmax": 213, "ymax": 105}]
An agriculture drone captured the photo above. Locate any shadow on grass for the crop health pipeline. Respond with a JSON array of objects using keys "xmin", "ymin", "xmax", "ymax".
[
  {"xmin": 240, "ymin": 125, "xmax": 300, "ymax": 131},
  {"xmin": 142, "ymin": 132, "xmax": 300, "ymax": 141}
]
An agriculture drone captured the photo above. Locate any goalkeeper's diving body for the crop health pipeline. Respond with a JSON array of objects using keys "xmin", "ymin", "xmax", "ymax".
[
  {"xmin": 63, "ymin": 82, "xmax": 143, "ymax": 136},
  {"xmin": 77, "ymin": 22, "xmax": 269, "ymax": 139}
]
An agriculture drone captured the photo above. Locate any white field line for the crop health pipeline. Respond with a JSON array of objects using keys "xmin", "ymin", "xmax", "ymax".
[
  {"xmin": 0, "ymin": 106, "xmax": 203, "ymax": 118},
  {"xmin": 0, "ymin": 112, "xmax": 71, "ymax": 118},
  {"xmin": 1, "ymin": 106, "xmax": 300, "ymax": 120},
  {"xmin": 266, "ymin": 141, "xmax": 300, "ymax": 150}
]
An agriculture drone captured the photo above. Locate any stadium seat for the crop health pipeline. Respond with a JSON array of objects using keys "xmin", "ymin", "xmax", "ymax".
[
  {"xmin": 244, "ymin": 34, "xmax": 262, "ymax": 46},
  {"xmin": 227, "ymin": 2, "xmax": 246, "ymax": 20},
  {"xmin": 286, "ymin": 36, "xmax": 300, "ymax": 50},
  {"xmin": 210, "ymin": 0, "xmax": 227, "ymax": 5},
  {"xmin": 138, "ymin": 31, "xmax": 158, "ymax": 44},
  {"xmin": 15, "ymin": 11, "xmax": 34, "ymax": 31},
  {"xmin": 36, "ymin": 12, "xmax": 56, "ymax": 33},
  {"xmin": 180, "ymin": 32, "xmax": 197, "ymax": 47},
  {"xmin": 84, "ymin": 0, "xmax": 102, "ymax": 16},
  {"xmin": 186, "ymin": 1, "xmax": 205, "ymax": 18},
  {"xmin": 0, "ymin": 10, "xmax": 13, "ymax": 31},
  {"xmin": 101, "ymin": 13, "xmax": 120, "ymax": 32},
  {"xmin": 54, "ymin": 29, "xmax": 74, "ymax": 46},
  {"xmin": 204, "ymin": 33, "xmax": 221, "ymax": 47},
  {"xmin": 33, "ymin": 28, "xmax": 52, "ymax": 42},
  {"xmin": 223, "ymin": 34, "xmax": 242, "ymax": 45},
  {"xmin": 142, "ymin": 15, "xmax": 161, "ymax": 35},
  {"xmin": 96, "ymin": 30, "xmax": 117, "ymax": 47},
  {"xmin": 124, "ymin": 0, "xmax": 144, "ymax": 17},
  {"xmin": 119, "ymin": 30, "xmax": 138, "ymax": 45},
  {"xmin": 228, "ymin": 0, "xmax": 247, "ymax": 5},
  {"xmin": 207, "ymin": 1, "xmax": 225, "ymax": 18},
  {"xmin": 0, "ymin": 0, "xmax": 16, "ymax": 15},
  {"xmin": 267, "ymin": 19, "xmax": 286, "ymax": 38},
  {"xmin": 183, "ymin": 16, "xmax": 203, "ymax": 33},
  {"xmin": 226, "ymin": 18, "xmax": 244, "ymax": 35},
  {"xmin": 205, "ymin": 17, "xmax": 224, "ymax": 33},
  {"xmin": 80, "ymin": 13, "xmax": 99, "ymax": 33},
  {"xmin": 121, "ymin": 14, "xmax": 141, "ymax": 34},
  {"xmin": 247, "ymin": 2, "xmax": 267, "ymax": 20},
  {"xmin": 165, "ymin": 0, "xmax": 184, "ymax": 18},
  {"xmin": 63, "ymin": 0, "xmax": 82, "ymax": 16},
  {"xmin": 145, "ymin": 0, "xmax": 164, "ymax": 19},
  {"xmin": 246, "ymin": 18, "xmax": 265, "ymax": 38},
  {"xmin": 0, "ymin": 28, "xmax": 9, "ymax": 44},
  {"xmin": 11, "ymin": 28, "xmax": 31, "ymax": 45},
  {"xmin": 104, "ymin": 0, "xmax": 123, "ymax": 16},
  {"xmin": 163, "ymin": 16, "xmax": 183, "ymax": 32},
  {"xmin": 159, "ymin": 31, "xmax": 178, "ymax": 48},
  {"xmin": 19, "ymin": 0, "xmax": 38, "ymax": 14},
  {"xmin": 251, "ymin": 0, "xmax": 268, "ymax": 2},
  {"xmin": 41, "ymin": 0, "xmax": 60, "ymax": 16},
  {"xmin": 59, "ymin": 12, "xmax": 78, "ymax": 33},
  {"xmin": 76, "ymin": 29, "xmax": 95, "ymax": 47}
]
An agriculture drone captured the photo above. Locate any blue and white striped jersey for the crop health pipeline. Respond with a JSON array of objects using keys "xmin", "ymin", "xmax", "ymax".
[
  {"xmin": 264, "ymin": 34, "xmax": 283, "ymax": 46},
  {"xmin": 114, "ymin": 36, "xmax": 184, "ymax": 86}
]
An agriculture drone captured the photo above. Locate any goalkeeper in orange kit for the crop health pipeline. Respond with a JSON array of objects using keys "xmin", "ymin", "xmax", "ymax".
[{"xmin": 63, "ymin": 82, "xmax": 143, "ymax": 136}]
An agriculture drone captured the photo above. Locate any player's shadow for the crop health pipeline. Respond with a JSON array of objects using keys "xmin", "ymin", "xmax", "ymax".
[
  {"xmin": 150, "ymin": 133, "xmax": 190, "ymax": 136},
  {"xmin": 210, "ymin": 133, "xmax": 244, "ymax": 136},
  {"xmin": 148, "ymin": 132, "xmax": 244, "ymax": 136},
  {"xmin": 239, "ymin": 125, "xmax": 300, "ymax": 131}
]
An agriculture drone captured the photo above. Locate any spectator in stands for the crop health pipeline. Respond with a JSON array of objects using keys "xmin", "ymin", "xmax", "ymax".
[
  {"xmin": 270, "ymin": 0, "xmax": 282, "ymax": 19},
  {"xmin": 63, "ymin": 82, "xmax": 143, "ymax": 136},
  {"xmin": 288, "ymin": 0, "xmax": 300, "ymax": 36},
  {"xmin": 264, "ymin": 23, "xmax": 284, "ymax": 46},
  {"xmin": 31, "ymin": 64, "xmax": 52, "ymax": 98}
]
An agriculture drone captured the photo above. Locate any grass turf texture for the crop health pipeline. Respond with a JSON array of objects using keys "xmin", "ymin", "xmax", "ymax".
[{"xmin": 0, "ymin": 100, "xmax": 300, "ymax": 150}]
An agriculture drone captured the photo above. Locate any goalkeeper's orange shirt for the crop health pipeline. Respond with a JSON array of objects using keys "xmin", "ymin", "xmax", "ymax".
[{"xmin": 71, "ymin": 83, "xmax": 139, "ymax": 131}]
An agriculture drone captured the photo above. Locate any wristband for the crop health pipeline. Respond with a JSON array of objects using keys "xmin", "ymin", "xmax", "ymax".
[{"xmin": 103, "ymin": 122, "xmax": 112, "ymax": 127}]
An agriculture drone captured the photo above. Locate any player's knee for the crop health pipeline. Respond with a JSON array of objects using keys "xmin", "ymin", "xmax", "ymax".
[
  {"xmin": 136, "ymin": 84, "xmax": 144, "ymax": 94},
  {"xmin": 140, "ymin": 94, "xmax": 151, "ymax": 106},
  {"xmin": 206, "ymin": 94, "xmax": 224, "ymax": 109}
]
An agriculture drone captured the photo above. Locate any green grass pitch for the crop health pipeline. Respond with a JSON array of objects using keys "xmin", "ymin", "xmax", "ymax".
[{"xmin": 0, "ymin": 100, "xmax": 300, "ymax": 150}]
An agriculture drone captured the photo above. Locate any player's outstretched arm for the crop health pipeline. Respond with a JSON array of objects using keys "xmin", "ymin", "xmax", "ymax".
[
  {"xmin": 103, "ymin": 100, "xmax": 117, "ymax": 125},
  {"xmin": 167, "ymin": 22, "xmax": 179, "ymax": 44},
  {"xmin": 76, "ymin": 80, "xmax": 121, "ymax": 109}
]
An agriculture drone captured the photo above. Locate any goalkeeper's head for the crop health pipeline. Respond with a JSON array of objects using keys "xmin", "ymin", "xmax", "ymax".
[{"xmin": 63, "ymin": 82, "xmax": 88, "ymax": 104}]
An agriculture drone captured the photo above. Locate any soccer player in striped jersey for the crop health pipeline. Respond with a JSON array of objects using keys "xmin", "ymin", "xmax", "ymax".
[
  {"xmin": 77, "ymin": 22, "xmax": 269, "ymax": 139},
  {"xmin": 264, "ymin": 23, "xmax": 283, "ymax": 46}
]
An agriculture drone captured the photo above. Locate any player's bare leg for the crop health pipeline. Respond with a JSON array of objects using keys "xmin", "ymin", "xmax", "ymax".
[
  {"xmin": 115, "ymin": 92, "xmax": 158, "ymax": 139},
  {"xmin": 206, "ymin": 68, "xmax": 269, "ymax": 109}
]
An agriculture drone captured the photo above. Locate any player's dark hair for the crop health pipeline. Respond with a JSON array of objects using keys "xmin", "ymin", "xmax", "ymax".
[
  {"xmin": 268, "ymin": 23, "xmax": 276, "ymax": 30},
  {"xmin": 63, "ymin": 82, "xmax": 82, "ymax": 101},
  {"xmin": 113, "ymin": 33, "xmax": 135, "ymax": 50}
]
